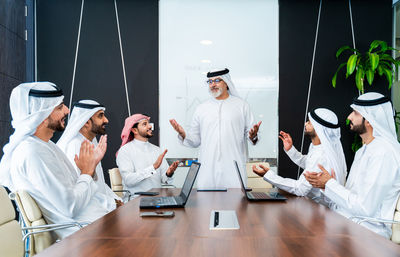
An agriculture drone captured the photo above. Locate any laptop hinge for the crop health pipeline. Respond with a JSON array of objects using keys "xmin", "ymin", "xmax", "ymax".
[{"xmin": 175, "ymin": 196, "xmax": 184, "ymax": 205}]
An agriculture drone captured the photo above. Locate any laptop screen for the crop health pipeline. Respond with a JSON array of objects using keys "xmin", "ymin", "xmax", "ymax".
[
  {"xmin": 234, "ymin": 160, "xmax": 247, "ymax": 192},
  {"xmin": 179, "ymin": 162, "xmax": 200, "ymax": 201}
]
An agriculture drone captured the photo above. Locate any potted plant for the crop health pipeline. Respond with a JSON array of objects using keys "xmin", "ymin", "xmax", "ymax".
[{"xmin": 331, "ymin": 40, "xmax": 400, "ymax": 151}]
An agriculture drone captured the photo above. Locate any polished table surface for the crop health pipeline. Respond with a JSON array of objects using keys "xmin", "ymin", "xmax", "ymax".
[{"xmin": 36, "ymin": 188, "xmax": 400, "ymax": 257}]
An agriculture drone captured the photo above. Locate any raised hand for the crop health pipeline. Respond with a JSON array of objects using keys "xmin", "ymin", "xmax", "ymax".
[
  {"xmin": 249, "ymin": 121, "xmax": 262, "ymax": 142},
  {"xmin": 304, "ymin": 164, "xmax": 334, "ymax": 189},
  {"xmin": 94, "ymin": 135, "xmax": 107, "ymax": 165},
  {"xmin": 166, "ymin": 161, "xmax": 180, "ymax": 177},
  {"xmin": 169, "ymin": 119, "xmax": 186, "ymax": 139},
  {"xmin": 279, "ymin": 131, "xmax": 293, "ymax": 151},
  {"xmin": 153, "ymin": 149, "xmax": 168, "ymax": 170},
  {"xmin": 252, "ymin": 164, "xmax": 270, "ymax": 177},
  {"xmin": 74, "ymin": 140, "xmax": 96, "ymax": 177}
]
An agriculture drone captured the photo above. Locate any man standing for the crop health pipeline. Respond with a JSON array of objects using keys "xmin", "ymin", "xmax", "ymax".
[
  {"xmin": 170, "ymin": 68, "xmax": 261, "ymax": 188},
  {"xmin": 253, "ymin": 108, "xmax": 347, "ymax": 206},
  {"xmin": 116, "ymin": 114, "xmax": 179, "ymax": 195},
  {"xmin": 57, "ymin": 99, "xmax": 121, "ymax": 208},
  {"xmin": 305, "ymin": 92, "xmax": 400, "ymax": 239},
  {"xmin": 0, "ymin": 82, "xmax": 110, "ymax": 239}
]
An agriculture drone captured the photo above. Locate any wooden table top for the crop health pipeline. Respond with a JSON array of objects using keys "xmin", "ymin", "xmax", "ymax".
[{"xmin": 36, "ymin": 188, "xmax": 400, "ymax": 257}]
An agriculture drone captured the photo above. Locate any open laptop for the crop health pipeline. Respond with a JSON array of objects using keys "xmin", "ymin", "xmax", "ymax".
[
  {"xmin": 234, "ymin": 160, "xmax": 287, "ymax": 201},
  {"xmin": 140, "ymin": 162, "xmax": 201, "ymax": 208}
]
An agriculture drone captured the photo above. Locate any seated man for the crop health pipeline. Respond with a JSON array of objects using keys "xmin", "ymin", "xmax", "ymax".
[
  {"xmin": 305, "ymin": 93, "xmax": 400, "ymax": 239},
  {"xmin": 253, "ymin": 108, "xmax": 347, "ymax": 206},
  {"xmin": 116, "ymin": 114, "xmax": 179, "ymax": 196},
  {"xmin": 0, "ymin": 82, "xmax": 110, "ymax": 239},
  {"xmin": 57, "ymin": 99, "xmax": 122, "ymax": 208}
]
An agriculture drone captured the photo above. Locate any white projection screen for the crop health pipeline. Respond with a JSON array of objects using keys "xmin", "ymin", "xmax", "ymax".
[{"xmin": 159, "ymin": 0, "xmax": 279, "ymax": 163}]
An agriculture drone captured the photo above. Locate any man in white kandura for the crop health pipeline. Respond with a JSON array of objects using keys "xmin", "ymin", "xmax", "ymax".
[
  {"xmin": 305, "ymin": 92, "xmax": 400, "ymax": 239},
  {"xmin": 0, "ymin": 82, "xmax": 110, "ymax": 239},
  {"xmin": 116, "ymin": 114, "xmax": 179, "ymax": 197},
  {"xmin": 57, "ymin": 100, "xmax": 122, "ymax": 208},
  {"xmin": 170, "ymin": 68, "xmax": 261, "ymax": 189},
  {"xmin": 252, "ymin": 108, "xmax": 347, "ymax": 206}
]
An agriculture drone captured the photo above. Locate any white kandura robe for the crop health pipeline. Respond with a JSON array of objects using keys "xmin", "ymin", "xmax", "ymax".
[
  {"xmin": 180, "ymin": 95, "xmax": 256, "ymax": 188},
  {"xmin": 63, "ymin": 133, "xmax": 120, "ymax": 210},
  {"xmin": 116, "ymin": 139, "xmax": 173, "ymax": 196},
  {"xmin": 264, "ymin": 144, "xmax": 333, "ymax": 206},
  {"xmin": 324, "ymin": 138, "xmax": 400, "ymax": 239},
  {"xmin": 10, "ymin": 136, "xmax": 109, "ymax": 239}
]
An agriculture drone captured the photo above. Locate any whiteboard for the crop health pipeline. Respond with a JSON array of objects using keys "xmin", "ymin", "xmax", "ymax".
[{"xmin": 159, "ymin": 0, "xmax": 279, "ymax": 159}]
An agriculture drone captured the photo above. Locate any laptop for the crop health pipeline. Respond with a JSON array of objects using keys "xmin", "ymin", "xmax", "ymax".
[
  {"xmin": 234, "ymin": 160, "xmax": 287, "ymax": 201},
  {"xmin": 140, "ymin": 162, "xmax": 201, "ymax": 208}
]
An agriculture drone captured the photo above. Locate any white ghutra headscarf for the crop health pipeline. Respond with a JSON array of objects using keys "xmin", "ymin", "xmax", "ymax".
[
  {"xmin": 206, "ymin": 68, "xmax": 240, "ymax": 98},
  {"xmin": 57, "ymin": 100, "xmax": 105, "ymax": 152},
  {"xmin": 350, "ymin": 92, "xmax": 400, "ymax": 163},
  {"xmin": 308, "ymin": 108, "xmax": 347, "ymax": 185},
  {"xmin": 0, "ymin": 82, "xmax": 64, "ymax": 190}
]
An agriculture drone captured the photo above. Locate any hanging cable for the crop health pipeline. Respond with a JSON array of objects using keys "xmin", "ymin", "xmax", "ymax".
[
  {"xmin": 348, "ymin": 0, "xmax": 360, "ymax": 95},
  {"xmin": 69, "ymin": 0, "xmax": 85, "ymax": 117},
  {"xmin": 297, "ymin": 0, "xmax": 323, "ymax": 179},
  {"xmin": 349, "ymin": 0, "xmax": 356, "ymax": 51},
  {"xmin": 114, "ymin": 0, "xmax": 131, "ymax": 116}
]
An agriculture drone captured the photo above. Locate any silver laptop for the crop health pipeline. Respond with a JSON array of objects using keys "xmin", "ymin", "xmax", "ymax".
[
  {"xmin": 234, "ymin": 160, "xmax": 287, "ymax": 201},
  {"xmin": 139, "ymin": 162, "xmax": 201, "ymax": 208}
]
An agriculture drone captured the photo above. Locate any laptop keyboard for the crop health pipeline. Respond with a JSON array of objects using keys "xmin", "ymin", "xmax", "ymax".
[
  {"xmin": 152, "ymin": 197, "xmax": 177, "ymax": 205},
  {"xmin": 249, "ymin": 192, "xmax": 269, "ymax": 199}
]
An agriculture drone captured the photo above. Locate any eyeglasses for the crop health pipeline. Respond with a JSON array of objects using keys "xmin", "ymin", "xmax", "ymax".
[{"xmin": 206, "ymin": 78, "xmax": 223, "ymax": 85}]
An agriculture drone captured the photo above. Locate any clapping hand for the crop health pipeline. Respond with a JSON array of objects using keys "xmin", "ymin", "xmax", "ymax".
[{"xmin": 278, "ymin": 131, "xmax": 293, "ymax": 151}]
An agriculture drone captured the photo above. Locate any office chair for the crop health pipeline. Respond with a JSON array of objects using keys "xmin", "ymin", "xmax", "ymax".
[
  {"xmin": 0, "ymin": 186, "xmax": 24, "ymax": 257},
  {"xmin": 246, "ymin": 162, "xmax": 273, "ymax": 189},
  {"xmin": 108, "ymin": 168, "xmax": 132, "ymax": 201},
  {"xmin": 350, "ymin": 196, "xmax": 400, "ymax": 244},
  {"xmin": 10, "ymin": 190, "xmax": 87, "ymax": 256}
]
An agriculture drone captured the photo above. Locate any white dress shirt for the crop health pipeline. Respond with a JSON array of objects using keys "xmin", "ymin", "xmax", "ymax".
[
  {"xmin": 63, "ymin": 133, "xmax": 119, "ymax": 211},
  {"xmin": 10, "ymin": 136, "xmax": 109, "ymax": 239},
  {"xmin": 180, "ymin": 95, "xmax": 256, "ymax": 189},
  {"xmin": 116, "ymin": 139, "xmax": 173, "ymax": 195},
  {"xmin": 264, "ymin": 144, "xmax": 333, "ymax": 205},
  {"xmin": 324, "ymin": 138, "xmax": 400, "ymax": 239}
]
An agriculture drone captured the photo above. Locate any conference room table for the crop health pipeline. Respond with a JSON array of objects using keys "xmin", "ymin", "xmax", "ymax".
[{"xmin": 36, "ymin": 188, "xmax": 400, "ymax": 257}]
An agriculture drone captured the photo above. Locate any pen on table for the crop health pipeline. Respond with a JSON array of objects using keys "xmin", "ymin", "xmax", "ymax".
[{"xmin": 214, "ymin": 211, "xmax": 219, "ymax": 227}]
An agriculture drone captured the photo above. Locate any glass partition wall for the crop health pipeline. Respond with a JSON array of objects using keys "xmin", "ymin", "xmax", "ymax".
[{"xmin": 159, "ymin": 0, "xmax": 279, "ymax": 170}]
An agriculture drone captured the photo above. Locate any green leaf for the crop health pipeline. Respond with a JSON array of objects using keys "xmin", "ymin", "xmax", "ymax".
[
  {"xmin": 377, "ymin": 65, "xmax": 384, "ymax": 76},
  {"xmin": 380, "ymin": 54, "xmax": 396, "ymax": 63},
  {"xmin": 332, "ymin": 63, "xmax": 347, "ymax": 87},
  {"xmin": 347, "ymin": 54, "xmax": 358, "ymax": 76},
  {"xmin": 365, "ymin": 69, "xmax": 374, "ymax": 85},
  {"xmin": 355, "ymin": 68, "xmax": 364, "ymax": 91},
  {"xmin": 382, "ymin": 67, "xmax": 393, "ymax": 89},
  {"xmin": 369, "ymin": 53, "xmax": 379, "ymax": 70},
  {"xmin": 336, "ymin": 46, "xmax": 359, "ymax": 58},
  {"xmin": 369, "ymin": 40, "xmax": 387, "ymax": 53}
]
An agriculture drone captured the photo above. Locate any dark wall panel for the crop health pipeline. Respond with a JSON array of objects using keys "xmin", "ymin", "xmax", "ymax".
[
  {"xmin": 0, "ymin": 0, "xmax": 26, "ymax": 153},
  {"xmin": 279, "ymin": 0, "xmax": 392, "ymax": 179},
  {"xmin": 37, "ymin": 0, "xmax": 159, "ymax": 183}
]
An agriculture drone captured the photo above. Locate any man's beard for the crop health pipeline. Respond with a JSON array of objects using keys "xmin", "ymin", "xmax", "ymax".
[
  {"xmin": 47, "ymin": 115, "xmax": 66, "ymax": 132},
  {"xmin": 139, "ymin": 129, "xmax": 153, "ymax": 139},
  {"xmin": 305, "ymin": 130, "xmax": 317, "ymax": 139},
  {"xmin": 350, "ymin": 119, "xmax": 367, "ymax": 134},
  {"xmin": 91, "ymin": 122, "xmax": 107, "ymax": 135},
  {"xmin": 209, "ymin": 87, "xmax": 222, "ymax": 98}
]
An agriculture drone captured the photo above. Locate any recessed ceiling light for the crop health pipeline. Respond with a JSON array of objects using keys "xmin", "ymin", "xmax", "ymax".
[
  {"xmin": 200, "ymin": 40, "xmax": 213, "ymax": 45},
  {"xmin": 201, "ymin": 59, "xmax": 211, "ymax": 63}
]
